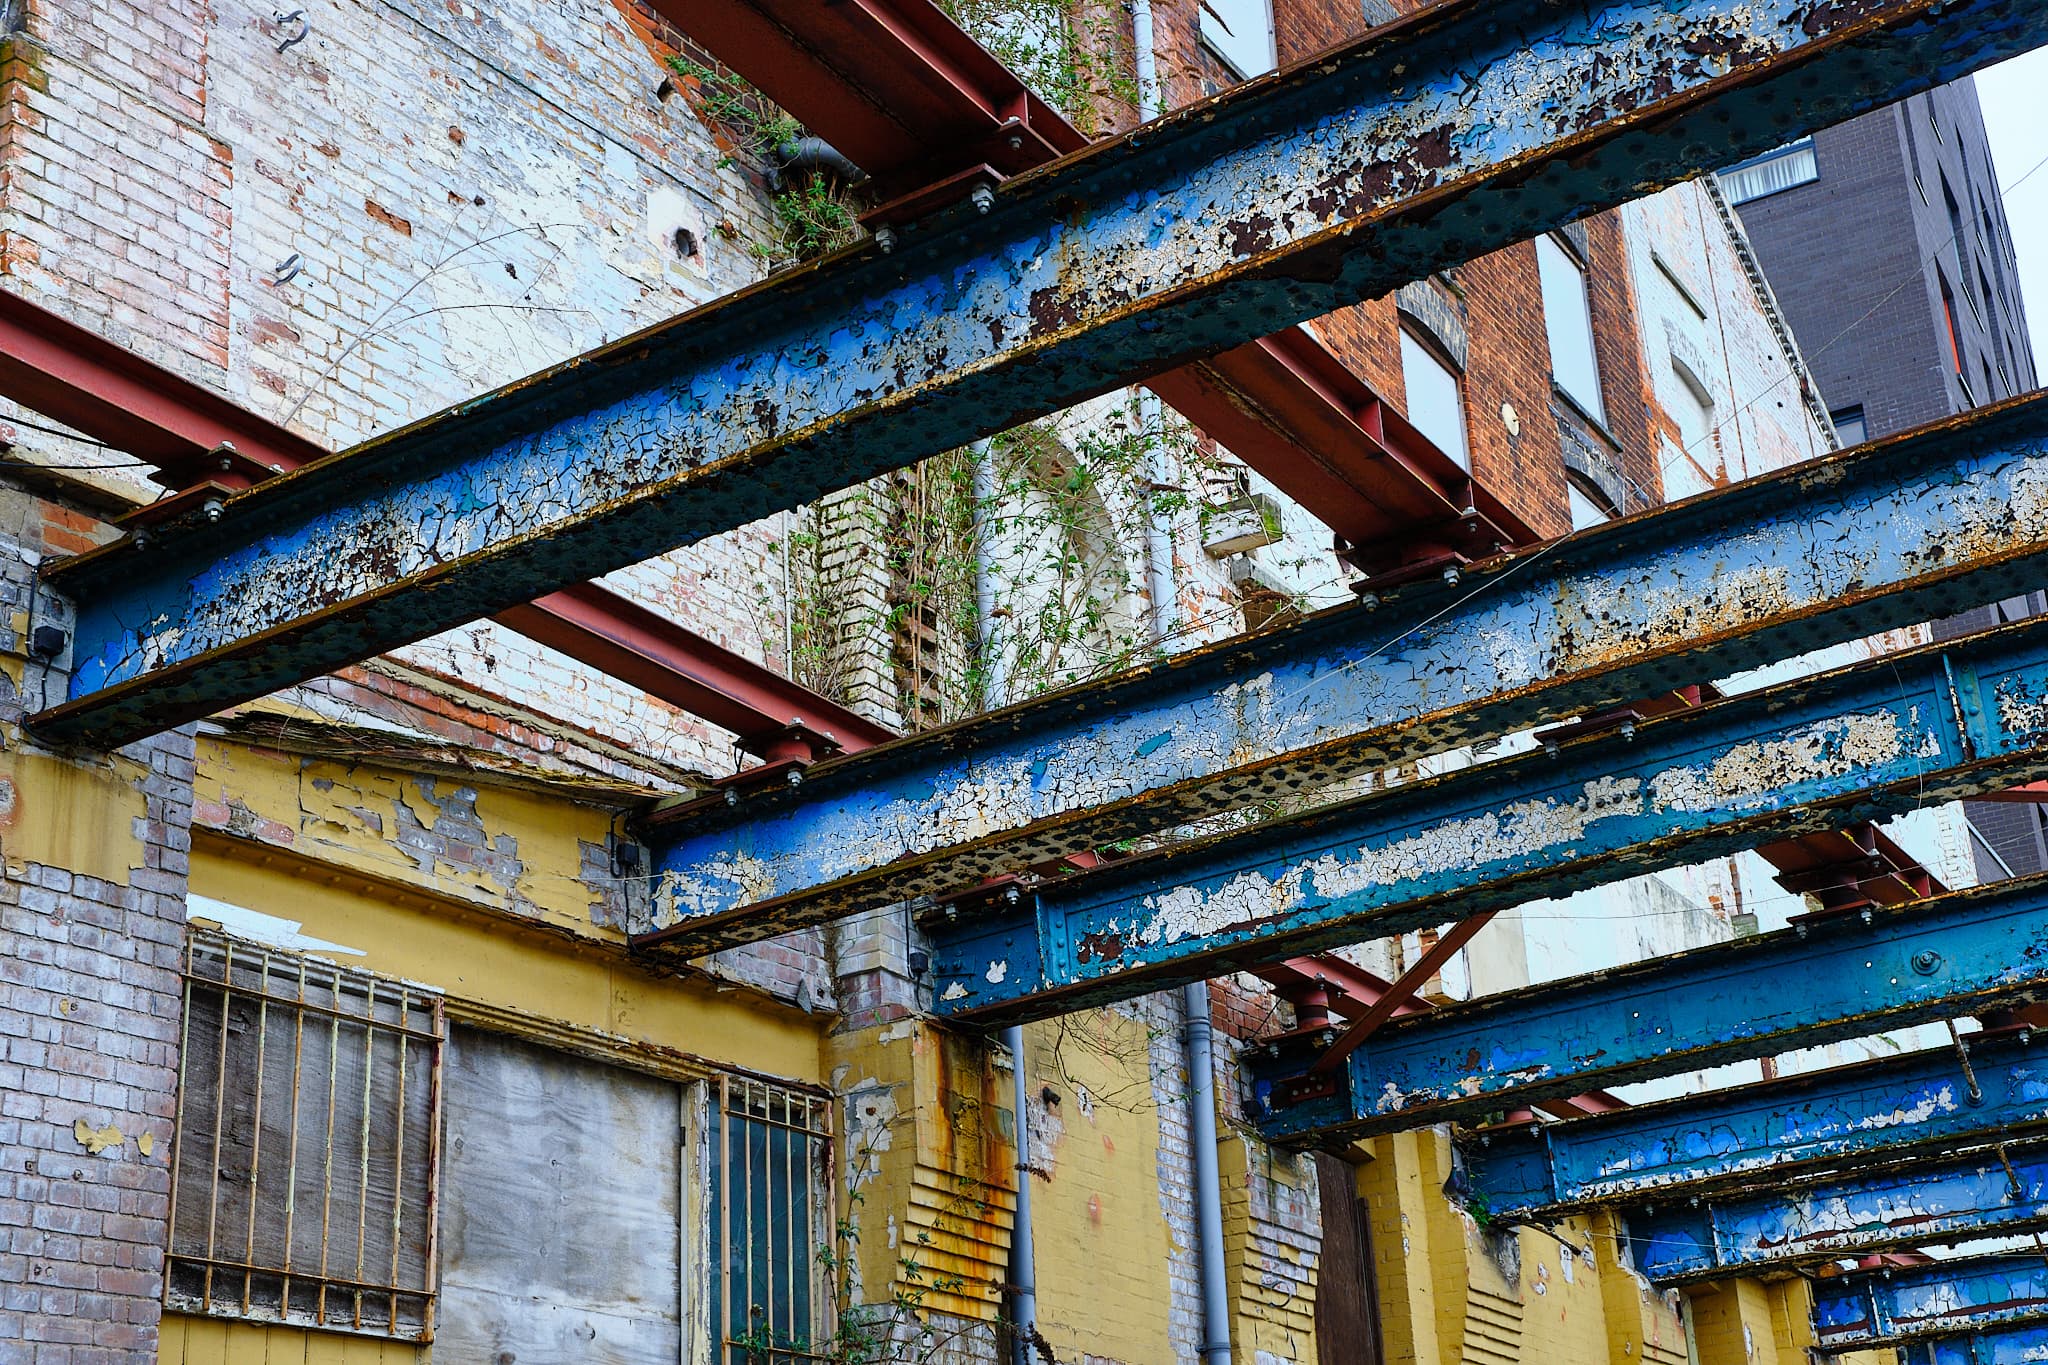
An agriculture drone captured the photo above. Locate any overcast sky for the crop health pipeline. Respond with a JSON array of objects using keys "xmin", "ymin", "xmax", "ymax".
[{"xmin": 1977, "ymin": 49, "xmax": 2048, "ymax": 366}]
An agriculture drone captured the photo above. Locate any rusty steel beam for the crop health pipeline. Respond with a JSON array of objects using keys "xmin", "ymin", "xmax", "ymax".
[
  {"xmin": 926, "ymin": 614, "xmax": 2048, "ymax": 1030},
  {"xmin": 38, "ymin": 0, "xmax": 2043, "ymax": 748},
  {"xmin": 494, "ymin": 585, "xmax": 894, "ymax": 760},
  {"xmin": 1623, "ymin": 1142, "xmax": 2048, "ymax": 1283},
  {"xmin": 653, "ymin": 0, "xmax": 1086, "ymax": 197},
  {"xmin": 1462, "ymin": 1032, "xmax": 2048, "ymax": 1219},
  {"xmin": 631, "ymin": 395, "xmax": 2048, "ymax": 956},
  {"xmin": 0, "ymin": 291, "xmax": 887, "ymax": 758},
  {"xmin": 677, "ymin": 0, "xmax": 1534, "ymax": 565},
  {"xmin": 1235, "ymin": 869, "xmax": 2048, "ymax": 1147},
  {"xmin": 1815, "ymin": 1251, "xmax": 2048, "ymax": 1351}
]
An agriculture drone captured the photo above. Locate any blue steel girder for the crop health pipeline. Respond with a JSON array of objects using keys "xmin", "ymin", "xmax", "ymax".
[
  {"xmin": 35, "ymin": 0, "xmax": 2048, "ymax": 750},
  {"xmin": 1901, "ymin": 1323, "xmax": 2048, "ymax": 1365},
  {"xmin": 1624, "ymin": 1143, "xmax": 2048, "ymax": 1282},
  {"xmin": 1814, "ymin": 1251, "xmax": 2048, "ymax": 1350},
  {"xmin": 928, "ymin": 613, "xmax": 2048, "ymax": 1030},
  {"xmin": 631, "ymin": 393, "xmax": 2048, "ymax": 957},
  {"xmin": 1463, "ymin": 1032, "xmax": 2048, "ymax": 1220},
  {"xmin": 1233, "ymin": 867, "xmax": 2048, "ymax": 1145}
]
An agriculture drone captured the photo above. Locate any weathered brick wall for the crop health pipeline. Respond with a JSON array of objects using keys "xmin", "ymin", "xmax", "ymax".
[
  {"xmin": 0, "ymin": 0, "xmax": 800, "ymax": 784},
  {"xmin": 0, "ymin": 501, "xmax": 193, "ymax": 1362}
]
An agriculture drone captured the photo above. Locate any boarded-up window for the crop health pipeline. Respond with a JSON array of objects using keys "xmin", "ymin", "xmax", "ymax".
[
  {"xmin": 710, "ymin": 1076, "xmax": 834, "ymax": 1363},
  {"xmin": 1312, "ymin": 1152, "xmax": 1384, "ymax": 1365},
  {"xmin": 167, "ymin": 931, "xmax": 443, "ymax": 1339},
  {"xmin": 437, "ymin": 1027, "xmax": 686, "ymax": 1364}
]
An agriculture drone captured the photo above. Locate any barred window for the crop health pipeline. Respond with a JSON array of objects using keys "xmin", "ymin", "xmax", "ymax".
[
  {"xmin": 167, "ymin": 930, "xmax": 443, "ymax": 1340},
  {"xmin": 710, "ymin": 1075, "xmax": 834, "ymax": 1364}
]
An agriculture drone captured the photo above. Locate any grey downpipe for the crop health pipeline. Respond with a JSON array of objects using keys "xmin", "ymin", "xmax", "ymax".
[
  {"xmin": 1183, "ymin": 980, "xmax": 1232, "ymax": 1365},
  {"xmin": 974, "ymin": 438, "xmax": 1038, "ymax": 1362}
]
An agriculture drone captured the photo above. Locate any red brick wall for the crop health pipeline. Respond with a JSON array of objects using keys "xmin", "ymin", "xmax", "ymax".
[{"xmin": 1145, "ymin": 0, "xmax": 1665, "ymax": 540}]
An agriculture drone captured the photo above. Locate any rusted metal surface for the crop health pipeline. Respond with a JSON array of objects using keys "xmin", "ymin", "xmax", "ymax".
[
  {"xmin": 1905, "ymin": 1323, "xmax": 2048, "ymax": 1365},
  {"xmin": 0, "ymin": 295, "xmax": 873, "ymax": 761},
  {"xmin": 631, "ymin": 395, "xmax": 2048, "ymax": 957},
  {"xmin": 1238, "ymin": 867, "xmax": 2048, "ymax": 1145},
  {"xmin": 40, "ymin": 0, "xmax": 2047, "ymax": 748},
  {"xmin": 686, "ymin": 0, "xmax": 1534, "ymax": 566},
  {"xmin": 1815, "ymin": 1250, "xmax": 2048, "ymax": 1349},
  {"xmin": 1623, "ymin": 1142, "xmax": 2048, "ymax": 1282},
  {"xmin": 1464, "ymin": 1033, "xmax": 2048, "ymax": 1218},
  {"xmin": 927, "ymin": 614, "xmax": 2048, "ymax": 1026}
]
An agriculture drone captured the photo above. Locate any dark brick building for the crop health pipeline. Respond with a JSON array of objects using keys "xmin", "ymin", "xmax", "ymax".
[{"xmin": 1729, "ymin": 77, "xmax": 2041, "ymax": 882}]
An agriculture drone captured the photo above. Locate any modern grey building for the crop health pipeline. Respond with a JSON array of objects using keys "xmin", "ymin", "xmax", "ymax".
[{"xmin": 1727, "ymin": 75, "xmax": 2041, "ymax": 882}]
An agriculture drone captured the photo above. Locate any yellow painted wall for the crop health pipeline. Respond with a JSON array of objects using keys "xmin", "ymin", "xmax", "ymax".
[
  {"xmin": 190, "ymin": 843, "xmax": 822, "ymax": 1084},
  {"xmin": 156, "ymin": 1313, "xmax": 421, "ymax": 1364},
  {"xmin": 0, "ymin": 742, "xmax": 146, "ymax": 885},
  {"xmin": 1356, "ymin": 1133, "xmax": 1687, "ymax": 1365},
  {"xmin": 1022, "ymin": 1012, "xmax": 1177, "ymax": 1365},
  {"xmin": 193, "ymin": 735, "xmax": 620, "ymax": 940}
]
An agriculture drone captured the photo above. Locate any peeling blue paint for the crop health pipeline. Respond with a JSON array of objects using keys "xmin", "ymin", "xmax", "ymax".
[
  {"xmin": 1467, "ymin": 1033, "xmax": 2048, "ymax": 1219},
  {"xmin": 931, "ymin": 615, "xmax": 2048, "ymax": 1031},
  {"xmin": 39, "ymin": 0, "xmax": 2048, "ymax": 749},
  {"xmin": 1815, "ymin": 1251, "xmax": 2048, "ymax": 1349},
  {"xmin": 1624, "ymin": 1145, "xmax": 2048, "ymax": 1282},
  {"xmin": 636, "ymin": 394, "xmax": 2048, "ymax": 957},
  {"xmin": 1908, "ymin": 1322, "xmax": 2048, "ymax": 1365},
  {"xmin": 1239, "ymin": 870, "xmax": 2048, "ymax": 1144}
]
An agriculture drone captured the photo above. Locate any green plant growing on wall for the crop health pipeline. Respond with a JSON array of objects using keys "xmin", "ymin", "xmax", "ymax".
[
  {"xmin": 936, "ymin": 0, "xmax": 1140, "ymax": 132},
  {"xmin": 669, "ymin": 57, "xmax": 865, "ymax": 267}
]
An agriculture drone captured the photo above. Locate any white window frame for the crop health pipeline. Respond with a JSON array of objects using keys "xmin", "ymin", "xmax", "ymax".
[
  {"xmin": 1398, "ymin": 327, "xmax": 1469, "ymax": 471},
  {"xmin": 1718, "ymin": 138, "xmax": 1819, "ymax": 205},
  {"xmin": 1199, "ymin": 0, "xmax": 1275, "ymax": 80},
  {"xmin": 1536, "ymin": 232, "xmax": 1606, "ymax": 423}
]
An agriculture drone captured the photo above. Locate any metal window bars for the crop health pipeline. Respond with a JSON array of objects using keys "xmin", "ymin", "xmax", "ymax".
[
  {"xmin": 710, "ymin": 1074, "xmax": 835, "ymax": 1364},
  {"xmin": 166, "ymin": 928, "xmax": 443, "ymax": 1340}
]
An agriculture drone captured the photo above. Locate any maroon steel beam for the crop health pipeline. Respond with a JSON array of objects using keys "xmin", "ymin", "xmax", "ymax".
[
  {"xmin": 1308, "ymin": 910, "xmax": 1501, "ymax": 1076},
  {"xmin": 652, "ymin": 0, "xmax": 1086, "ymax": 198},
  {"xmin": 496, "ymin": 584, "xmax": 894, "ymax": 758},
  {"xmin": 0, "ymin": 288, "xmax": 883, "ymax": 757},
  {"xmin": 670, "ymin": 0, "xmax": 1537, "ymax": 569},
  {"xmin": 0, "ymin": 291, "xmax": 325, "ymax": 487}
]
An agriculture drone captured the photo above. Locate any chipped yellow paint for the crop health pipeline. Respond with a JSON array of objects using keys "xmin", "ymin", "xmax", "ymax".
[
  {"xmin": 0, "ymin": 741, "xmax": 146, "ymax": 885},
  {"xmin": 194, "ymin": 736, "xmax": 618, "ymax": 940},
  {"xmin": 191, "ymin": 844, "xmax": 822, "ymax": 1085},
  {"xmin": 1353, "ymin": 1132, "xmax": 1687, "ymax": 1365},
  {"xmin": 137, "ymin": 1131, "xmax": 153, "ymax": 1157},
  {"xmin": 155, "ymin": 1311, "xmax": 422, "ymax": 1364},
  {"xmin": 1022, "ymin": 1013, "xmax": 1175, "ymax": 1365},
  {"xmin": 825, "ymin": 1019, "xmax": 1016, "ymax": 1325},
  {"xmin": 1219, "ymin": 1136, "xmax": 1318, "ymax": 1362},
  {"xmin": 72, "ymin": 1118, "xmax": 122, "ymax": 1154}
]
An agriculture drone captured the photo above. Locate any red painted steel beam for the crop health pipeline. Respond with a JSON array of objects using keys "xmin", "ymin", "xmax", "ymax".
[
  {"xmin": 650, "ymin": 0, "xmax": 1085, "ymax": 196},
  {"xmin": 669, "ymin": 0, "xmax": 1537, "ymax": 567},
  {"xmin": 0, "ymin": 288, "xmax": 883, "ymax": 756},
  {"xmin": 496, "ymin": 584, "xmax": 895, "ymax": 758},
  {"xmin": 0, "ymin": 291, "xmax": 325, "ymax": 488},
  {"xmin": 1309, "ymin": 909, "xmax": 1501, "ymax": 1075},
  {"xmin": 1253, "ymin": 951, "xmax": 1625, "ymax": 1118},
  {"xmin": 1965, "ymin": 781, "xmax": 2048, "ymax": 803}
]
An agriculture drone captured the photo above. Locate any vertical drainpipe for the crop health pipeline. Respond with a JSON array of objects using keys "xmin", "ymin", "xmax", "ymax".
[
  {"xmin": 974, "ymin": 438, "xmax": 1039, "ymax": 1363},
  {"xmin": 1129, "ymin": 8, "xmax": 1232, "ymax": 1362}
]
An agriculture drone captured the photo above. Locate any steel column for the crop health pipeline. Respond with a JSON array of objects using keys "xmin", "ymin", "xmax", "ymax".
[
  {"xmin": 1233, "ymin": 868, "xmax": 2048, "ymax": 1144},
  {"xmin": 38, "ymin": 0, "xmax": 2045, "ymax": 747},
  {"xmin": 1814, "ymin": 1251, "xmax": 2048, "ymax": 1350},
  {"xmin": 1623, "ymin": 1143, "xmax": 2048, "ymax": 1282},
  {"xmin": 1463, "ymin": 1033, "xmax": 2048, "ymax": 1219},
  {"xmin": 630, "ymin": 395, "xmax": 2048, "ymax": 955},
  {"xmin": 925, "ymin": 615, "xmax": 2048, "ymax": 1027}
]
